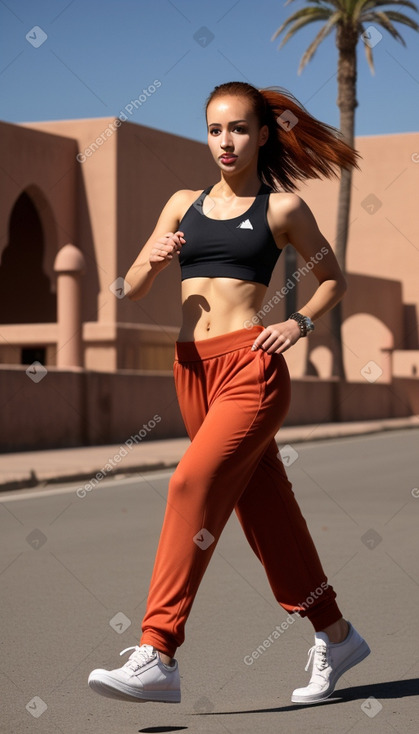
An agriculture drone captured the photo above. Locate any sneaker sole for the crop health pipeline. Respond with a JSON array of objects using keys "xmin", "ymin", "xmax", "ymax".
[
  {"xmin": 88, "ymin": 674, "xmax": 181, "ymax": 704},
  {"xmin": 291, "ymin": 639, "xmax": 371, "ymax": 704}
]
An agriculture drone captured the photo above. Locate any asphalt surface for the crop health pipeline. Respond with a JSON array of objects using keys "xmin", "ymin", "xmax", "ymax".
[{"xmin": 1, "ymin": 428, "xmax": 418, "ymax": 734}]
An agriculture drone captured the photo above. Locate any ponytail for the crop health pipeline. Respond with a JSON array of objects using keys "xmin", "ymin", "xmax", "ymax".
[{"xmin": 205, "ymin": 82, "xmax": 361, "ymax": 192}]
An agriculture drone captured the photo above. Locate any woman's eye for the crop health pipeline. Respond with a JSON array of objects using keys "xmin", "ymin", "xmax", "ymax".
[{"xmin": 209, "ymin": 127, "xmax": 247, "ymax": 135}]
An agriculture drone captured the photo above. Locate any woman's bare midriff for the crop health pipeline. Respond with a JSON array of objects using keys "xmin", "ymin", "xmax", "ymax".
[{"xmin": 177, "ymin": 277, "xmax": 268, "ymax": 341}]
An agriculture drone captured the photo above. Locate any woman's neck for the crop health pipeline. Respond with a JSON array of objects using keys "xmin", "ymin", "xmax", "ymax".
[{"xmin": 213, "ymin": 174, "xmax": 262, "ymax": 199}]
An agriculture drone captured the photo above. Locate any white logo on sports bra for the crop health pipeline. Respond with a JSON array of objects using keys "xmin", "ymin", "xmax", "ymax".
[{"xmin": 237, "ymin": 219, "xmax": 253, "ymax": 230}]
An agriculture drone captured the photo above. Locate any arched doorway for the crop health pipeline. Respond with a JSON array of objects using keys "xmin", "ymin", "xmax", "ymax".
[
  {"xmin": 0, "ymin": 191, "xmax": 56, "ymax": 324},
  {"xmin": 0, "ymin": 191, "xmax": 57, "ymax": 364},
  {"xmin": 342, "ymin": 313, "xmax": 393, "ymax": 382}
]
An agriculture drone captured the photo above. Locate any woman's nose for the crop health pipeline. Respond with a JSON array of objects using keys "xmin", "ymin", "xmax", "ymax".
[{"xmin": 220, "ymin": 131, "xmax": 233, "ymax": 149}]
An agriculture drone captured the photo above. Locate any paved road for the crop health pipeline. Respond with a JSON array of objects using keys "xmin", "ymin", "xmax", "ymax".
[{"xmin": 1, "ymin": 429, "xmax": 418, "ymax": 734}]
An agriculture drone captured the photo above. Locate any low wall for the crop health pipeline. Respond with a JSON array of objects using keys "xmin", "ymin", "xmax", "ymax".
[
  {"xmin": 0, "ymin": 366, "xmax": 185, "ymax": 452},
  {"xmin": 0, "ymin": 366, "xmax": 415, "ymax": 452}
]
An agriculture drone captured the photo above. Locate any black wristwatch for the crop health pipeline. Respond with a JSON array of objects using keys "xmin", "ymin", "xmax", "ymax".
[{"xmin": 288, "ymin": 312, "xmax": 315, "ymax": 337}]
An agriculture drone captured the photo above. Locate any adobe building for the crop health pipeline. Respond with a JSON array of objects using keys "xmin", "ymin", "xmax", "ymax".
[{"xmin": 0, "ymin": 117, "xmax": 418, "ymax": 450}]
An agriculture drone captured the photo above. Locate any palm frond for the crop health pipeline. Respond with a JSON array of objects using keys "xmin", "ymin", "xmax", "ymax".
[
  {"xmin": 299, "ymin": 13, "xmax": 341, "ymax": 71},
  {"xmin": 359, "ymin": 0, "xmax": 418, "ymax": 12},
  {"xmin": 365, "ymin": 9, "xmax": 411, "ymax": 40},
  {"xmin": 271, "ymin": 7, "xmax": 334, "ymax": 43},
  {"xmin": 279, "ymin": 16, "xmax": 336, "ymax": 51},
  {"xmin": 375, "ymin": 8, "xmax": 419, "ymax": 29},
  {"xmin": 359, "ymin": 23, "xmax": 376, "ymax": 72},
  {"xmin": 354, "ymin": 0, "xmax": 418, "ymax": 22}
]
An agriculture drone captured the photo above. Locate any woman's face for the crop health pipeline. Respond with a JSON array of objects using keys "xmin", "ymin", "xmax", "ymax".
[{"xmin": 206, "ymin": 95, "xmax": 268, "ymax": 176}]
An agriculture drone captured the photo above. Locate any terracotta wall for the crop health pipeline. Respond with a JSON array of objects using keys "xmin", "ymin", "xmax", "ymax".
[{"xmin": 0, "ymin": 366, "xmax": 414, "ymax": 452}]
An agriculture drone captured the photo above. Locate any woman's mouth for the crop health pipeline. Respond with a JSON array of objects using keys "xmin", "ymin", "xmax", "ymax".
[{"xmin": 219, "ymin": 155, "xmax": 237, "ymax": 165}]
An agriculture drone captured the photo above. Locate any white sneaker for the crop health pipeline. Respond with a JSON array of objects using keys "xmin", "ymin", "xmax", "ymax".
[
  {"xmin": 291, "ymin": 621, "xmax": 370, "ymax": 704},
  {"xmin": 88, "ymin": 644, "xmax": 181, "ymax": 703}
]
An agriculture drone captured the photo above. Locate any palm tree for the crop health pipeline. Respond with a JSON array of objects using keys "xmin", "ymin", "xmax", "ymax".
[{"xmin": 272, "ymin": 0, "xmax": 419, "ymax": 381}]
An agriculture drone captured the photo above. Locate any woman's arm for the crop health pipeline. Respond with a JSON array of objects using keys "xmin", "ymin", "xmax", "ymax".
[
  {"xmin": 281, "ymin": 193, "xmax": 347, "ymax": 320},
  {"xmin": 124, "ymin": 190, "xmax": 188, "ymax": 301},
  {"xmin": 252, "ymin": 193, "xmax": 347, "ymax": 354}
]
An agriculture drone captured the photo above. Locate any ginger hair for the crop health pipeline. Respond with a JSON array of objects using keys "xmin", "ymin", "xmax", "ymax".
[{"xmin": 205, "ymin": 81, "xmax": 361, "ymax": 192}]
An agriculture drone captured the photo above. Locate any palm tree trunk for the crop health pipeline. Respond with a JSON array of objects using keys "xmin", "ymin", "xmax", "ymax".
[{"xmin": 331, "ymin": 24, "xmax": 358, "ymax": 386}]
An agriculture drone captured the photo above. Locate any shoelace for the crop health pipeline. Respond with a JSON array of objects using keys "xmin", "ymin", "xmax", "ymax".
[
  {"xmin": 119, "ymin": 644, "xmax": 156, "ymax": 672},
  {"xmin": 305, "ymin": 643, "xmax": 328, "ymax": 672}
]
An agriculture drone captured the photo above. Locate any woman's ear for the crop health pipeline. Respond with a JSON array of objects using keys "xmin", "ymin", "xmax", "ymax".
[{"xmin": 259, "ymin": 124, "xmax": 269, "ymax": 147}]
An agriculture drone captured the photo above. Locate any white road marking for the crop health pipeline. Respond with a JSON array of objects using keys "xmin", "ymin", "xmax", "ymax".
[{"xmin": 0, "ymin": 470, "xmax": 174, "ymax": 502}]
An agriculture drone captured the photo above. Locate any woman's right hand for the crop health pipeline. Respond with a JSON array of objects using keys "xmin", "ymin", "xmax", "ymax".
[{"xmin": 149, "ymin": 231, "xmax": 185, "ymax": 268}]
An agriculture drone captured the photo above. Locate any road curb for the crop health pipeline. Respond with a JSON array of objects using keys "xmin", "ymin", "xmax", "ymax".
[
  {"xmin": 0, "ymin": 461, "xmax": 179, "ymax": 493},
  {"xmin": 1, "ymin": 417, "xmax": 417, "ymax": 492}
]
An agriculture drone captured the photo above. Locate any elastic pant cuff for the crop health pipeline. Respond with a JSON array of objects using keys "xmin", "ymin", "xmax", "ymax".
[
  {"xmin": 303, "ymin": 599, "xmax": 343, "ymax": 632},
  {"xmin": 140, "ymin": 632, "xmax": 177, "ymax": 658}
]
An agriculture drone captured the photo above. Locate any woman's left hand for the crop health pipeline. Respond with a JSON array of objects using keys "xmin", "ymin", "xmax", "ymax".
[{"xmin": 251, "ymin": 320, "xmax": 301, "ymax": 354}]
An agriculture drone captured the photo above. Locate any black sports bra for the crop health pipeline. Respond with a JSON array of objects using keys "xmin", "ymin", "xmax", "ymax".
[{"xmin": 178, "ymin": 183, "xmax": 282, "ymax": 287}]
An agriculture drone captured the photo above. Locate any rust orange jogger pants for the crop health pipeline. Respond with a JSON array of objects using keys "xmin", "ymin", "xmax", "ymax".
[{"xmin": 140, "ymin": 326, "xmax": 342, "ymax": 657}]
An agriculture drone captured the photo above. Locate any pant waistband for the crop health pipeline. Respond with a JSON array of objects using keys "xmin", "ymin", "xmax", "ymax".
[{"xmin": 175, "ymin": 326, "xmax": 264, "ymax": 361}]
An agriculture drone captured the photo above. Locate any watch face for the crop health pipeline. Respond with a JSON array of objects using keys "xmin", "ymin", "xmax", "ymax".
[{"xmin": 305, "ymin": 317, "xmax": 314, "ymax": 331}]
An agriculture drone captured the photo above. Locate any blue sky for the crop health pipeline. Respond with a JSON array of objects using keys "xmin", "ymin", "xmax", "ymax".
[{"xmin": 1, "ymin": 0, "xmax": 418, "ymax": 142}]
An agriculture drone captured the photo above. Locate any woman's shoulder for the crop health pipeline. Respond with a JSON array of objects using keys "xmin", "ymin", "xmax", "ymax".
[
  {"xmin": 266, "ymin": 191, "xmax": 316, "ymax": 236},
  {"xmin": 171, "ymin": 187, "xmax": 205, "ymax": 198},
  {"xmin": 268, "ymin": 191, "xmax": 310, "ymax": 218},
  {"xmin": 166, "ymin": 188, "xmax": 206, "ymax": 215},
  {"xmin": 165, "ymin": 188, "xmax": 208, "ymax": 223}
]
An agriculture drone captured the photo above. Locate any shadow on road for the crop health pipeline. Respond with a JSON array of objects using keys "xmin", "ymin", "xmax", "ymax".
[{"xmin": 187, "ymin": 678, "xmax": 419, "ymax": 716}]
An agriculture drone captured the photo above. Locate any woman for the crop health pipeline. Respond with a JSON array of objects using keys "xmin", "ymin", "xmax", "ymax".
[{"xmin": 88, "ymin": 82, "xmax": 370, "ymax": 705}]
